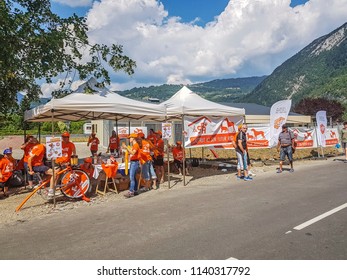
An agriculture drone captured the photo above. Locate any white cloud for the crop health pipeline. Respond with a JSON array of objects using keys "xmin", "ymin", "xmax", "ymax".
[
  {"xmin": 55, "ymin": 0, "xmax": 347, "ymax": 92},
  {"xmin": 52, "ymin": 0, "xmax": 93, "ymax": 8}
]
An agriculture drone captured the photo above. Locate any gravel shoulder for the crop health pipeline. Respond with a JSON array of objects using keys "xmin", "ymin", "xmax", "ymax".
[{"xmin": 1, "ymin": 152, "xmax": 344, "ymax": 227}]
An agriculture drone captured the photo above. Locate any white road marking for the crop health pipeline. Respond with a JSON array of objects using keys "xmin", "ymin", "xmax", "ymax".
[
  {"xmin": 293, "ymin": 202, "xmax": 347, "ymax": 231},
  {"xmin": 285, "ymin": 231, "xmax": 292, "ymax": 234},
  {"xmin": 226, "ymin": 257, "xmax": 238, "ymax": 260}
]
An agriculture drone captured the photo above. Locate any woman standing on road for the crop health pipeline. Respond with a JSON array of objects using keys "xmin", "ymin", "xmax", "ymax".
[{"xmin": 122, "ymin": 133, "xmax": 140, "ymax": 198}]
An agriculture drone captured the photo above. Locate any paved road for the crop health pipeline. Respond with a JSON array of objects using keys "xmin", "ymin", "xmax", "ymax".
[{"xmin": 0, "ymin": 159, "xmax": 346, "ymax": 260}]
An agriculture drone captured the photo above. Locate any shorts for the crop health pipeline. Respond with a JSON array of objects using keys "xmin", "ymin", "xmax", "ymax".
[
  {"xmin": 33, "ymin": 165, "xmax": 50, "ymax": 173},
  {"xmin": 236, "ymin": 151, "xmax": 248, "ymax": 170},
  {"xmin": 0, "ymin": 177, "xmax": 12, "ymax": 188},
  {"xmin": 142, "ymin": 161, "xmax": 157, "ymax": 180},
  {"xmin": 153, "ymin": 156, "xmax": 164, "ymax": 167},
  {"xmin": 174, "ymin": 159, "xmax": 187, "ymax": 170},
  {"xmin": 280, "ymin": 146, "xmax": 293, "ymax": 161},
  {"xmin": 342, "ymin": 142, "xmax": 347, "ymax": 149}
]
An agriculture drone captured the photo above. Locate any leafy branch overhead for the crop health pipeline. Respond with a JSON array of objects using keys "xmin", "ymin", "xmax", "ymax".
[{"xmin": 0, "ymin": 0, "xmax": 136, "ymax": 115}]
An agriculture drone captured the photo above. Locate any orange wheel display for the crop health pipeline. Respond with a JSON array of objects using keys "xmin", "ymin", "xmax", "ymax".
[{"xmin": 60, "ymin": 169, "xmax": 91, "ymax": 199}]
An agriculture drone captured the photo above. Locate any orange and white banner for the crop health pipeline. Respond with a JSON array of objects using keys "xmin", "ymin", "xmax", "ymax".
[
  {"xmin": 211, "ymin": 126, "xmax": 339, "ymax": 150},
  {"xmin": 269, "ymin": 100, "xmax": 292, "ymax": 147},
  {"xmin": 312, "ymin": 127, "xmax": 339, "ymax": 147},
  {"xmin": 291, "ymin": 127, "xmax": 315, "ymax": 149},
  {"xmin": 184, "ymin": 116, "xmax": 243, "ymax": 148}
]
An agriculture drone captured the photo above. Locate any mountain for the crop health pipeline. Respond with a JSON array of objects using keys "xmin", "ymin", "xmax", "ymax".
[
  {"xmin": 119, "ymin": 76, "xmax": 266, "ymax": 102},
  {"xmin": 241, "ymin": 22, "xmax": 347, "ymax": 106}
]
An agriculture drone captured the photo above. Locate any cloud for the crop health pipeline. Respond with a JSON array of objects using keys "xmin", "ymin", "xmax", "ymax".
[
  {"xmin": 62, "ymin": 0, "xmax": 347, "ymax": 92},
  {"xmin": 52, "ymin": 0, "xmax": 93, "ymax": 8}
]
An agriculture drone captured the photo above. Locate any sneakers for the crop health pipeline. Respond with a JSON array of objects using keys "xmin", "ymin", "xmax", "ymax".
[
  {"xmin": 47, "ymin": 189, "xmax": 54, "ymax": 198},
  {"xmin": 237, "ymin": 175, "xmax": 245, "ymax": 180},
  {"xmin": 178, "ymin": 173, "xmax": 182, "ymax": 176},
  {"xmin": 124, "ymin": 191, "xmax": 134, "ymax": 198},
  {"xmin": 276, "ymin": 169, "xmax": 282, "ymax": 173},
  {"xmin": 289, "ymin": 168, "xmax": 294, "ymax": 173},
  {"xmin": 244, "ymin": 176, "xmax": 253, "ymax": 181}
]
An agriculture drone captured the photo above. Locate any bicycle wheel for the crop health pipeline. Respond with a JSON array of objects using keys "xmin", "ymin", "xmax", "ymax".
[{"xmin": 60, "ymin": 169, "xmax": 91, "ymax": 199}]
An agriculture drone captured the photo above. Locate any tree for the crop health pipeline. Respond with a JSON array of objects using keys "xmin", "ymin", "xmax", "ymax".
[
  {"xmin": 0, "ymin": 0, "xmax": 136, "ymax": 115},
  {"xmin": 293, "ymin": 98, "xmax": 345, "ymax": 122}
]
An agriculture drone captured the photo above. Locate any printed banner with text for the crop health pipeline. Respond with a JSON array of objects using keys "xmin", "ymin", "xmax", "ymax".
[
  {"xmin": 269, "ymin": 100, "xmax": 292, "ymax": 147},
  {"xmin": 316, "ymin": 110, "xmax": 327, "ymax": 147},
  {"xmin": 184, "ymin": 116, "xmax": 243, "ymax": 148}
]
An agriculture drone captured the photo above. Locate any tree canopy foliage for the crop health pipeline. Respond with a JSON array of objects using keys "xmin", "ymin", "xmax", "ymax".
[
  {"xmin": 0, "ymin": 0, "xmax": 136, "ymax": 116},
  {"xmin": 293, "ymin": 98, "xmax": 345, "ymax": 122}
]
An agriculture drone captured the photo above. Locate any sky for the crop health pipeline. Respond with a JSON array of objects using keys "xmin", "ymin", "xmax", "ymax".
[{"xmin": 44, "ymin": 0, "xmax": 347, "ymax": 96}]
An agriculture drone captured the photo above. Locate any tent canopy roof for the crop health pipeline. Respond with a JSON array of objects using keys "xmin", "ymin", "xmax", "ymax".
[
  {"xmin": 24, "ymin": 90, "xmax": 166, "ymax": 122},
  {"xmin": 162, "ymin": 86, "xmax": 245, "ymax": 119}
]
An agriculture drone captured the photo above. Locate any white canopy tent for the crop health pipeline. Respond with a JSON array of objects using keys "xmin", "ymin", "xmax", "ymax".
[
  {"xmin": 162, "ymin": 86, "xmax": 245, "ymax": 119},
  {"xmin": 161, "ymin": 86, "xmax": 245, "ymax": 186},
  {"xmin": 24, "ymin": 90, "xmax": 166, "ymax": 122}
]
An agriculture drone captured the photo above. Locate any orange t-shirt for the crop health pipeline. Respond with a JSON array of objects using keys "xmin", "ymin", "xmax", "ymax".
[
  {"xmin": 56, "ymin": 141, "xmax": 75, "ymax": 164},
  {"xmin": 88, "ymin": 137, "xmax": 99, "ymax": 151},
  {"xmin": 130, "ymin": 142, "xmax": 140, "ymax": 161},
  {"xmin": 0, "ymin": 157, "xmax": 14, "ymax": 182},
  {"xmin": 156, "ymin": 139, "xmax": 164, "ymax": 157},
  {"xmin": 23, "ymin": 143, "xmax": 36, "ymax": 163},
  {"xmin": 147, "ymin": 134, "xmax": 157, "ymax": 145},
  {"xmin": 109, "ymin": 136, "xmax": 120, "ymax": 149},
  {"xmin": 140, "ymin": 139, "xmax": 152, "ymax": 163},
  {"xmin": 172, "ymin": 146, "xmax": 184, "ymax": 161},
  {"xmin": 79, "ymin": 163, "xmax": 94, "ymax": 178},
  {"xmin": 29, "ymin": 143, "xmax": 46, "ymax": 166}
]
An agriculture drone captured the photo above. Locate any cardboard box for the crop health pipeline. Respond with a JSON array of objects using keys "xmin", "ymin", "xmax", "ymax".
[{"xmin": 115, "ymin": 177, "xmax": 129, "ymax": 192}]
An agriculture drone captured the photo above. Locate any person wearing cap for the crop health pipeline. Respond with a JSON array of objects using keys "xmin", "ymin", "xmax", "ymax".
[
  {"xmin": 0, "ymin": 149, "xmax": 15, "ymax": 198},
  {"xmin": 172, "ymin": 141, "xmax": 189, "ymax": 176},
  {"xmin": 79, "ymin": 157, "xmax": 94, "ymax": 179},
  {"xmin": 107, "ymin": 130, "xmax": 120, "ymax": 155},
  {"xmin": 147, "ymin": 128, "xmax": 157, "ymax": 145},
  {"xmin": 277, "ymin": 124, "xmax": 295, "ymax": 173},
  {"xmin": 153, "ymin": 130, "xmax": 165, "ymax": 185},
  {"xmin": 87, "ymin": 133, "xmax": 100, "ymax": 156},
  {"xmin": 27, "ymin": 138, "xmax": 54, "ymax": 197},
  {"xmin": 56, "ymin": 131, "xmax": 76, "ymax": 166},
  {"xmin": 138, "ymin": 132, "xmax": 157, "ymax": 190},
  {"xmin": 122, "ymin": 133, "xmax": 140, "ymax": 198},
  {"xmin": 20, "ymin": 135, "xmax": 36, "ymax": 188}
]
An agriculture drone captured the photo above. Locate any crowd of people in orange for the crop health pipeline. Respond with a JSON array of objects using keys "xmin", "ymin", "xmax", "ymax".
[{"xmin": 0, "ymin": 130, "xmax": 186, "ymax": 200}]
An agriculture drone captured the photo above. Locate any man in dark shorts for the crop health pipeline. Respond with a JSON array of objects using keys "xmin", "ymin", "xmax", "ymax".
[{"xmin": 277, "ymin": 124, "xmax": 295, "ymax": 173}]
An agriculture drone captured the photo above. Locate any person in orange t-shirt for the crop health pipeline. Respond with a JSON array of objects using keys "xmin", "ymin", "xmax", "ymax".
[
  {"xmin": 56, "ymin": 131, "xmax": 76, "ymax": 165},
  {"xmin": 21, "ymin": 135, "xmax": 36, "ymax": 186},
  {"xmin": 138, "ymin": 133, "xmax": 157, "ymax": 189},
  {"xmin": 122, "ymin": 133, "xmax": 140, "ymax": 198},
  {"xmin": 172, "ymin": 141, "xmax": 189, "ymax": 176},
  {"xmin": 27, "ymin": 138, "xmax": 54, "ymax": 196},
  {"xmin": 87, "ymin": 133, "xmax": 100, "ymax": 156},
  {"xmin": 0, "ymin": 149, "xmax": 15, "ymax": 198},
  {"xmin": 107, "ymin": 130, "xmax": 120, "ymax": 155},
  {"xmin": 147, "ymin": 128, "xmax": 157, "ymax": 145},
  {"xmin": 79, "ymin": 157, "xmax": 94, "ymax": 179}
]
